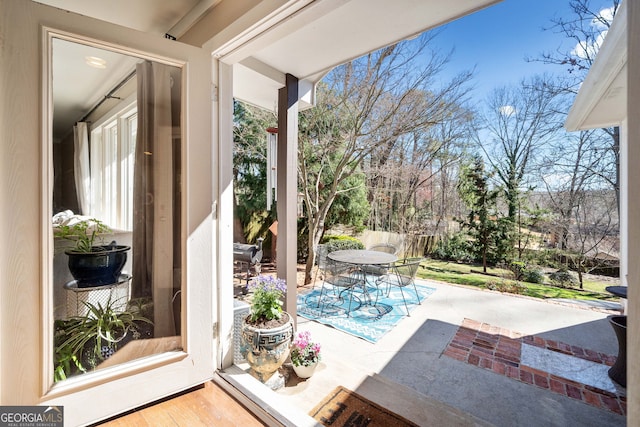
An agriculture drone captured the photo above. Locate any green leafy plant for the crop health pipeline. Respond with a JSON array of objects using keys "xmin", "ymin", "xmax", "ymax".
[
  {"xmin": 53, "ymin": 324, "xmax": 86, "ymax": 382},
  {"xmin": 54, "ymin": 218, "xmax": 111, "ymax": 253},
  {"xmin": 290, "ymin": 330, "xmax": 321, "ymax": 367},
  {"xmin": 53, "ymin": 298, "xmax": 153, "ymax": 381},
  {"xmin": 246, "ymin": 275, "xmax": 286, "ymax": 322}
]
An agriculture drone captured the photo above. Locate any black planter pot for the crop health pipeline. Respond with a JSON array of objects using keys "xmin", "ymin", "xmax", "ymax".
[
  {"xmin": 66, "ymin": 244, "xmax": 130, "ymax": 287},
  {"xmin": 608, "ymin": 315, "xmax": 627, "ymax": 387}
]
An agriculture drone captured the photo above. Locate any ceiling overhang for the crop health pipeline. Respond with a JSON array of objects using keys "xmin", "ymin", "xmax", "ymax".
[
  {"xmin": 210, "ymin": 0, "xmax": 502, "ymax": 111},
  {"xmin": 565, "ymin": 1, "xmax": 627, "ymax": 131}
]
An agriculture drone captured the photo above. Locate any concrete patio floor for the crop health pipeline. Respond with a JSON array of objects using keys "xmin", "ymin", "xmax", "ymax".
[{"xmin": 237, "ymin": 278, "xmax": 627, "ymax": 426}]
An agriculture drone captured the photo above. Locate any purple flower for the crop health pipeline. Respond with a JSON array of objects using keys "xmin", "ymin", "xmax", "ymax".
[{"xmin": 247, "ymin": 275, "xmax": 287, "ymax": 321}]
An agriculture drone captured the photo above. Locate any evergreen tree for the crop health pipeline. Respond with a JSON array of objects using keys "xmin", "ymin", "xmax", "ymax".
[{"xmin": 457, "ymin": 156, "xmax": 510, "ymax": 272}]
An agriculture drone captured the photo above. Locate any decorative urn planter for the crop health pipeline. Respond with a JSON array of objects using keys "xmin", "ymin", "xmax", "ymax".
[
  {"xmin": 240, "ymin": 312, "xmax": 294, "ymax": 387},
  {"xmin": 292, "ymin": 362, "xmax": 318, "ymax": 379}
]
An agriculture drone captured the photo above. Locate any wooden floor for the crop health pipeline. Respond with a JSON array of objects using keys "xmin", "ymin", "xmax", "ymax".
[{"xmin": 95, "ymin": 381, "xmax": 267, "ymax": 426}]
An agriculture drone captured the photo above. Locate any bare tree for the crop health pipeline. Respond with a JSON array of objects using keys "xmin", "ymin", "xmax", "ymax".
[
  {"xmin": 475, "ymin": 75, "xmax": 563, "ymax": 226},
  {"xmin": 535, "ymin": 0, "xmax": 620, "ymax": 77},
  {"xmin": 299, "ymin": 33, "xmax": 473, "ymax": 284},
  {"xmin": 366, "ymin": 104, "xmax": 473, "ymax": 234},
  {"xmin": 533, "ymin": 0, "xmax": 621, "ymax": 209},
  {"xmin": 570, "ymin": 189, "xmax": 618, "ymax": 288},
  {"xmin": 540, "ymin": 128, "xmax": 608, "ymax": 250}
]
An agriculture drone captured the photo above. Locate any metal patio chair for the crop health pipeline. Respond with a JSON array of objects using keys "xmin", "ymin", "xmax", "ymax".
[
  {"xmin": 376, "ymin": 257, "xmax": 423, "ymax": 316},
  {"xmin": 316, "ymin": 257, "xmax": 362, "ymax": 317},
  {"xmin": 362, "ymin": 243, "xmax": 399, "ymax": 288},
  {"xmin": 312, "ymin": 244, "xmax": 329, "ymax": 287}
]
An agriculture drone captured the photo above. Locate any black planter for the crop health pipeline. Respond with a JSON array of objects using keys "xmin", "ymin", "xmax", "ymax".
[
  {"xmin": 66, "ymin": 244, "xmax": 130, "ymax": 287},
  {"xmin": 608, "ymin": 315, "xmax": 627, "ymax": 387}
]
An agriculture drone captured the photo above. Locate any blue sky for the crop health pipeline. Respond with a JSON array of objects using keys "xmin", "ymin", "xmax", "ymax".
[{"xmin": 428, "ymin": 0, "xmax": 613, "ymax": 105}]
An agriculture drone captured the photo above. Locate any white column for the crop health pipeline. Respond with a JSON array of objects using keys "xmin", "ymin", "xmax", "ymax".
[
  {"xmin": 627, "ymin": 1, "xmax": 640, "ymax": 420},
  {"xmin": 620, "ymin": 120, "xmax": 628, "ymax": 313},
  {"xmin": 277, "ymin": 74, "xmax": 299, "ymax": 323}
]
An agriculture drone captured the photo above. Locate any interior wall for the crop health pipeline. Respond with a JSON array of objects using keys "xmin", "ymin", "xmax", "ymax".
[{"xmin": 0, "ymin": 0, "xmax": 45, "ymax": 403}]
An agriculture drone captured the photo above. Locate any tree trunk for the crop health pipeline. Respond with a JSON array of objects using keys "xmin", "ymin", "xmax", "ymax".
[
  {"xmin": 303, "ymin": 215, "xmax": 325, "ymax": 285},
  {"xmin": 577, "ymin": 259, "xmax": 584, "ymax": 290}
]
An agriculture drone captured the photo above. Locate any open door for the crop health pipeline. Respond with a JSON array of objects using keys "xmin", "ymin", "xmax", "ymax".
[{"xmin": 1, "ymin": 1, "xmax": 215, "ymax": 425}]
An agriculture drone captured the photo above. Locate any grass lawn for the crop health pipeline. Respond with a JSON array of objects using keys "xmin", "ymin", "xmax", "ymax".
[{"xmin": 418, "ymin": 259, "xmax": 618, "ymax": 302}]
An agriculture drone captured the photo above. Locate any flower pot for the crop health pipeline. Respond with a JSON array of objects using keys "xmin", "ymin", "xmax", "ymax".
[
  {"xmin": 66, "ymin": 244, "xmax": 130, "ymax": 287},
  {"xmin": 240, "ymin": 312, "xmax": 294, "ymax": 386},
  {"xmin": 292, "ymin": 362, "xmax": 318, "ymax": 379},
  {"xmin": 608, "ymin": 315, "xmax": 626, "ymax": 387}
]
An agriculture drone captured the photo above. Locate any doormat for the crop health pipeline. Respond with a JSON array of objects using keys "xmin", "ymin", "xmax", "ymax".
[
  {"xmin": 310, "ymin": 386, "xmax": 419, "ymax": 427},
  {"xmin": 297, "ymin": 281, "xmax": 435, "ymax": 343}
]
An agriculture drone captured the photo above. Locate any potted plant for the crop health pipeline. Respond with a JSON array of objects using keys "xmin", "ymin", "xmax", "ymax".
[
  {"xmin": 240, "ymin": 275, "xmax": 293, "ymax": 389},
  {"xmin": 54, "ymin": 218, "xmax": 130, "ymax": 287},
  {"xmin": 290, "ymin": 330, "xmax": 321, "ymax": 378},
  {"xmin": 53, "ymin": 297, "xmax": 153, "ymax": 382}
]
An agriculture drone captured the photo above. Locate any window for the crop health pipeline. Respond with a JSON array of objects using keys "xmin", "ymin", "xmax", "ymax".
[{"xmin": 90, "ymin": 103, "xmax": 137, "ymax": 231}]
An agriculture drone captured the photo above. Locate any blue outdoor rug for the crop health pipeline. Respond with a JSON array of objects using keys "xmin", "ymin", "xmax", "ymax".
[{"xmin": 297, "ymin": 280, "xmax": 436, "ymax": 343}]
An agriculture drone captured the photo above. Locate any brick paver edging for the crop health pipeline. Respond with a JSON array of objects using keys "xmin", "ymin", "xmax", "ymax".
[{"xmin": 444, "ymin": 318, "xmax": 626, "ymax": 416}]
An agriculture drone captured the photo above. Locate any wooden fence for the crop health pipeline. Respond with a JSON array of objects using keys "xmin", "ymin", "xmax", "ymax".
[{"xmin": 356, "ymin": 230, "xmax": 440, "ymax": 259}]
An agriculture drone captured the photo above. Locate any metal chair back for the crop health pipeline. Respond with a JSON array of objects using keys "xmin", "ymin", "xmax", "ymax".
[
  {"xmin": 317, "ymin": 257, "xmax": 362, "ymax": 317},
  {"xmin": 377, "ymin": 258, "xmax": 424, "ymax": 315},
  {"xmin": 392, "ymin": 259, "xmax": 421, "ymax": 287},
  {"xmin": 368, "ymin": 243, "xmax": 398, "ymax": 255},
  {"xmin": 316, "ymin": 244, "xmax": 329, "ymax": 269}
]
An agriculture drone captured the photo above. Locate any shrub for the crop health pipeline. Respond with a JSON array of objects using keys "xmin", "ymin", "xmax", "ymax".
[
  {"xmin": 432, "ymin": 232, "xmax": 473, "ymax": 263},
  {"xmin": 486, "ymin": 279, "xmax": 527, "ymax": 295},
  {"xmin": 548, "ymin": 269, "xmax": 578, "ymax": 288},
  {"xmin": 508, "ymin": 261, "xmax": 544, "ymax": 284},
  {"xmin": 322, "ymin": 235, "xmax": 364, "ymax": 252},
  {"xmin": 523, "ymin": 267, "xmax": 545, "ymax": 284}
]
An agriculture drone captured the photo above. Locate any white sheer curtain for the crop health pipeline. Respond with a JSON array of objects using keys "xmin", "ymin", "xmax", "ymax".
[
  {"xmin": 73, "ymin": 122, "xmax": 91, "ymax": 214},
  {"xmin": 132, "ymin": 61, "xmax": 178, "ymax": 338}
]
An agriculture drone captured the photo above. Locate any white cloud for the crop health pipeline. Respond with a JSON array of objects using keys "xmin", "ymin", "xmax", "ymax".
[
  {"xmin": 571, "ymin": 29, "xmax": 608, "ymax": 60},
  {"xmin": 592, "ymin": 6, "xmax": 616, "ymax": 30},
  {"xmin": 499, "ymin": 105, "xmax": 516, "ymax": 116},
  {"xmin": 542, "ymin": 172, "xmax": 572, "ymax": 189},
  {"xmin": 571, "ymin": 6, "xmax": 616, "ymax": 60}
]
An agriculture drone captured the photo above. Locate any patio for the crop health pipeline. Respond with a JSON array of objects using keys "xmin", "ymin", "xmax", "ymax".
[{"xmin": 230, "ymin": 272, "xmax": 626, "ymax": 426}]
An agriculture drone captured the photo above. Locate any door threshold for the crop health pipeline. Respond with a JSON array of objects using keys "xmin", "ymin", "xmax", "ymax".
[{"xmin": 214, "ymin": 366, "xmax": 319, "ymax": 427}]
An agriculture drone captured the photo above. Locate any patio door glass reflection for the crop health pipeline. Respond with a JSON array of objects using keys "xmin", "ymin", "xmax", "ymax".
[{"xmin": 52, "ymin": 37, "xmax": 183, "ymax": 382}]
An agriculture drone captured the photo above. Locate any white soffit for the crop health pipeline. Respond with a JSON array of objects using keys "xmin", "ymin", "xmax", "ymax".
[
  {"xmin": 34, "ymin": 0, "xmax": 211, "ymax": 35},
  {"xmin": 565, "ymin": 1, "xmax": 627, "ymax": 131},
  {"xmin": 226, "ymin": 0, "xmax": 501, "ymax": 110}
]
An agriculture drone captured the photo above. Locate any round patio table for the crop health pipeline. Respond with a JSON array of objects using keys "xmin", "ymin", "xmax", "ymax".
[
  {"xmin": 327, "ymin": 250, "xmax": 397, "ymax": 306},
  {"xmin": 606, "ymin": 286, "xmax": 627, "ymax": 299},
  {"xmin": 327, "ymin": 249, "xmax": 397, "ymax": 265}
]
